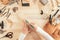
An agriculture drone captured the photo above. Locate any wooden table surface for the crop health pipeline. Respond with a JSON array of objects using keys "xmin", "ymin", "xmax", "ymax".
[{"xmin": 44, "ymin": 22, "xmax": 60, "ymax": 40}]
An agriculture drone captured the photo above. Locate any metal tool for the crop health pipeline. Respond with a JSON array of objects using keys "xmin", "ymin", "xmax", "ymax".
[
  {"xmin": 6, "ymin": 9, "xmax": 11, "ymax": 19},
  {"xmin": 6, "ymin": 13, "xmax": 11, "ymax": 19},
  {"xmin": 21, "ymin": 0, "xmax": 30, "ymax": 6},
  {"xmin": 0, "ymin": 21, "xmax": 4, "ymax": 29},
  {"xmin": 9, "ymin": 0, "xmax": 20, "ymax": 5},
  {"xmin": 40, "ymin": 10, "xmax": 43, "ymax": 15},
  {"xmin": 0, "ymin": 6, "xmax": 6, "ymax": 13},
  {"xmin": 0, "ymin": 32, "xmax": 13, "ymax": 39},
  {"xmin": 39, "ymin": 0, "xmax": 48, "ymax": 5},
  {"xmin": 49, "ymin": 14, "xmax": 52, "ymax": 24},
  {"xmin": 53, "ymin": 9, "xmax": 59, "ymax": 17},
  {"xmin": 2, "ymin": 8, "xmax": 11, "ymax": 19}
]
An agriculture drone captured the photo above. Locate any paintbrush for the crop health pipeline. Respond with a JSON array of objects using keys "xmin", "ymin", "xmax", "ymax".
[{"xmin": 25, "ymin": 20, "xmax": 34, "ymax": 30}]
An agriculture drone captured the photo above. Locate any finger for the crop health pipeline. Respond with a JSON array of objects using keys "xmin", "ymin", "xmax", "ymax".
[
  {"xmin": 22, "ymin": 23, "xmax": 28, "ymax": 34},
  {"xmin": 30, "ymin": 23, "xmax": 37, "ymax": 30}
]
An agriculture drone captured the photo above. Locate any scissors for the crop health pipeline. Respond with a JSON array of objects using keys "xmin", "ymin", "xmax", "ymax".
[{"xmin": 0, "ymin": 32, "xmax": 13, "ymax": 39}]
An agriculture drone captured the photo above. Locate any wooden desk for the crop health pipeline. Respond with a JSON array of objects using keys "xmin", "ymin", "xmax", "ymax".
[{"xmin": 44, "ymin": 22, "xmax": 60, "ymax": 40}]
